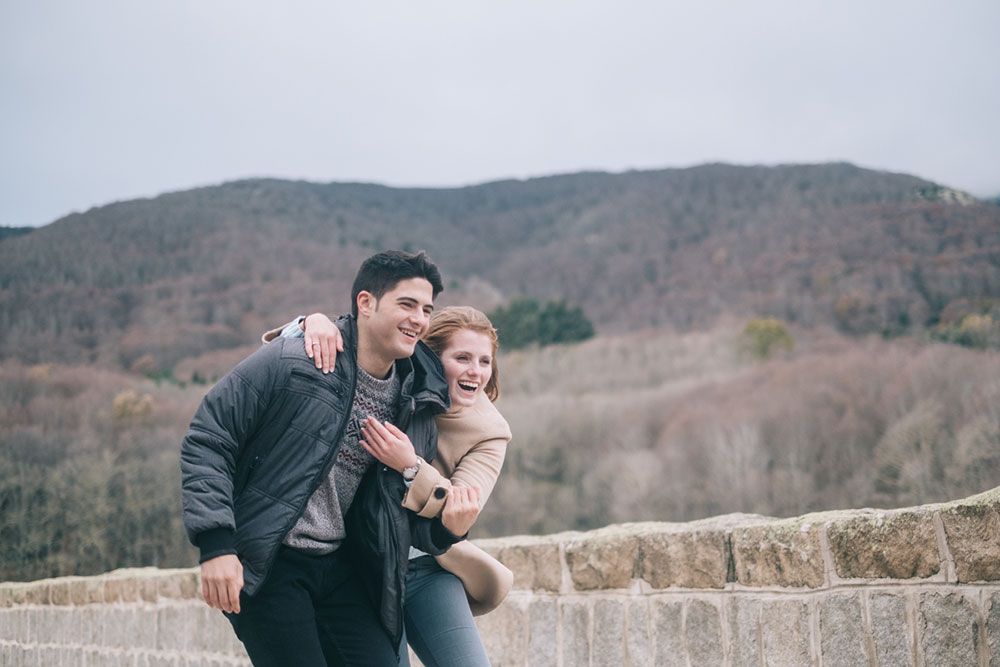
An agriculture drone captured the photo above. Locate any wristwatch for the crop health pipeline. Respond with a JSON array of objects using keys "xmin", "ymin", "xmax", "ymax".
[{"xmin": 402, "ymin": 457, "xmax": 422, "ymax": 482}]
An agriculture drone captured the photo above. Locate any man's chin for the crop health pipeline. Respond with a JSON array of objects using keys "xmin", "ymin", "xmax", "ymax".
[{"xmin": 395, "ymin": 342, "xmax": 418, "ymax": 359}]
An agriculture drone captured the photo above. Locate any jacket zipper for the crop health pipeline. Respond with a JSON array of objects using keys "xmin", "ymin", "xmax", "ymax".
[{"xmin": 253, "ymin": 347, "xmax": 359, "ymax": 592}]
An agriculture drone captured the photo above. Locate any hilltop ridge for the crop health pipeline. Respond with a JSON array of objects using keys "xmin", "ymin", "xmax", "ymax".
[{"xmin": 1, "ymin": 162, "xmax": 997, "ymax": 372}]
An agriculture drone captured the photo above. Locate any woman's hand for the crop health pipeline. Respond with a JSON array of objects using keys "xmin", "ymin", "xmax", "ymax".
[
  {"xmin": 360, "ymin": 417, "xmax": 418, "ymax": 473},
  {"xmin": 441, "ymin": 486, "xmax": 481, "ymax": 537},
  {"xmin": 303, "ymin": 313, "xmax": 343, "ymax": 374}
]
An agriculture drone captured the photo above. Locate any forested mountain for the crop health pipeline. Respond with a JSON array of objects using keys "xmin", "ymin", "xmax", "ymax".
[
  {"xmin": 3, "ymin": 163, "xmax": 1000, "ymax": 581},
  {"xmin": 2, "ymin": 163, "xmax": 998, "ymax": 374}
]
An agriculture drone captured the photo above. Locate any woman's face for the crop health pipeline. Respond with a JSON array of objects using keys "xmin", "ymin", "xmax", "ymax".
[{"xmin": 440, "ymin": 328, "xmax": 494, "ymax": 410}]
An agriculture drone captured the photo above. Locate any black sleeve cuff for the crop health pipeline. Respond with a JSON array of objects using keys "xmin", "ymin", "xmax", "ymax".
[
  {"xmin": 196, "ymin": 527, "xmax": 237, "ymax": 563},
  {"xmin": 431, "ymin": 519, "xmax": 466, "ymax": 550}
]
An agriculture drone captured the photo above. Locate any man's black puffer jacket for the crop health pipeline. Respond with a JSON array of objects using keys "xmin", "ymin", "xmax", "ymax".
[
  {"xmin": 180, "ymin": 315, "xmax": 453, "ymax": 600},
  {"xmin": 345, "ymin": 338, "xmax": 456, "ymax": 647}
]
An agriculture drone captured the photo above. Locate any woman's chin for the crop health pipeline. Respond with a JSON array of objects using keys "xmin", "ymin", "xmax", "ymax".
[{"xmin": 450, "ymin": 391, "xmax": 478, "ymax": 409}]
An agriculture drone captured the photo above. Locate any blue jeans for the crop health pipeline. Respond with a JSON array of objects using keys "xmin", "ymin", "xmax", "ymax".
[{"xmin": 398, "ymin": 556, "xmax": 491, "ymax": 667}]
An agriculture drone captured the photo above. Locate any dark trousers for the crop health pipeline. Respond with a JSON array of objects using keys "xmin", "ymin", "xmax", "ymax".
[{"xmin": 226, "ymin": 545, "xmax": 398, "ymax": 667}]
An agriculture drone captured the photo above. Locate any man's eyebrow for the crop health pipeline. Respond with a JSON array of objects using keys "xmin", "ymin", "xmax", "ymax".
[{"xmin": 396, "ymin": 295, "xmax": 434, "ymax": 311}]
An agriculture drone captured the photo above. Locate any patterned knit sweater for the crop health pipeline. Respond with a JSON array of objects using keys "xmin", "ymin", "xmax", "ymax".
[{"xmin": 283, "ymin": 365, "xmax": 400, "ymax": 554}]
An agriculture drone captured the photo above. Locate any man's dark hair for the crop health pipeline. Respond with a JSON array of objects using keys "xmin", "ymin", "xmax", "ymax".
[{"xmin": 351, "ymin": 250, "xmax": 444, "ymax": 316}]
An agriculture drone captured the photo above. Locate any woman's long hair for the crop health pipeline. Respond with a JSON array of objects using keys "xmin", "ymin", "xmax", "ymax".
[{"xmin": 422, "ymin": 306, "xmax": 501, "ymax": 401}]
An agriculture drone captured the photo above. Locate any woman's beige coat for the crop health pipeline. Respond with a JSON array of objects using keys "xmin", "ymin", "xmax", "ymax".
[{"xmin": 403, "ymin": 391, "xmax": 513, "ymax": 615}]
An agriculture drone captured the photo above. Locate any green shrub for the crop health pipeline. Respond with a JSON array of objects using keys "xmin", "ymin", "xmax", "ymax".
[
  {"xmin": 741, "ymin": 317, "xmax": 794, "ymax": 360},
  {"xmin": 489, "ymin": 297, "xmax": 595, "ymax": 350}
]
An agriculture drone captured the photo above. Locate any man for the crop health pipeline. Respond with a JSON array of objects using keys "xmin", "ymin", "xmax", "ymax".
[{"xmin": 180, "ymin": 250, "xmax": 476, "ymax": 666}]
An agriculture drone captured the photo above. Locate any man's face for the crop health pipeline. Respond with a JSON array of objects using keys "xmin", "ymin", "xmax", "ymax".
[{"xmin": 358, "ymin": 277, "xmax": 435, "ymax": 362}]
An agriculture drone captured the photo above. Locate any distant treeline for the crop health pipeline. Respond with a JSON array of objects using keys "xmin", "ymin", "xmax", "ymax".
[
  {"xmin": 0, "ymin": 226, "xmax": 33, "ymax": 242},
  {"xmin": 3, "ymin": 325, "xmax": 1000, "ymax": 581}
]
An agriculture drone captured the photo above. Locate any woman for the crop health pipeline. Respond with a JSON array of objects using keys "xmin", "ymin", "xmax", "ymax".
[{"xmin": 266, "ymin": 306, "xmax": 512, "ymax": 667}]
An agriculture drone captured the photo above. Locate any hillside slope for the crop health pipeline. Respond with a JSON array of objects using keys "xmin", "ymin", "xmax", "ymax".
[{"xmin": 1, "ymin": 163, "xmax": 998, "ymax": 371}]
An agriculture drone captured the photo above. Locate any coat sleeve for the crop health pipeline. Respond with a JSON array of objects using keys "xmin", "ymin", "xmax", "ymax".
[
  {"xmin": 401, "ymin": 462, "xmax": 451, "ymax": 518},
  {"xmin": 179, "ymin": 342, "xmax": 282, "ymax": 561},
  {"xmin": 403, "ymin": 400, "xmax": 511, "ymax": 518},
  {"xmin": 446, "ymin": 436, "xmax": 508, "ymax": 509},
  {"xmin": 261, "ymin": 317, "xmax": 304, "ymax": 344}
]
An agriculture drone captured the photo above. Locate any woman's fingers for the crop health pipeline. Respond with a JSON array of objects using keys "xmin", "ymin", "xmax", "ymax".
[
  {"xmin": 302, "ymin": 313, "xmax": 341, "ymax": 373},
  {"xmin": 304, "ymin": 329, "xmax": 317, "ymax": 362}
]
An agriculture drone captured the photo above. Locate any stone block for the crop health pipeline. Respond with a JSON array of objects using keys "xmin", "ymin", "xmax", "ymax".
[
  {"xmin": 651, "ymin": 598, "xmax": 686, "ymax": 667},
  {"xmin": 18, "ymin": 580, "xmax": 48, "ymax": 605},
  {"xmin": 34, "ymin": 606, "xmax": 78, "ymax": 645},
  {"xmin": 104, "ymin": 575, "xmax": 139, "ymax": 603},
  {"xmin": 760, "ymin": 599, "xmax": 810, "ymax": 667},
  {"xmin": 159, "ymin": 570, "xmax": 200, "ymax": 600},
  {"xmin": 626, "ymin": 599, "xmax": 652, "ymax": 667},
  {"xmin": 727, "ymin": 597, "xmax": 760, "ymax": 667},
  {"xmin": 477, "ymin": 598, "xmax": 528, "ymax": 667},
  {"xmin": 0, "ymin": 608, "xmax": 15, "ymax": 640},
  {"xmin": 560, "ymin": 599, "xmax": 591, "ymax": 667},
  {"xmin": 526, "ymin": 598, "xmax": 558, "ymax": 667},
  {"xmin": 818, "ymin": 593, "xmax": 868, "ymax": 667},
  {"xmin": 870, "ymin": 593, "xmax": 913, "ymax": 667},
  {"xmin": 499, "ymin": 538, "xmax": 564, "ymax": 593},
  {"xmin": 126, "ymin": 604, "xmax": 159, "ymax": 651},
  {"xmin": 685, "ymin": 599, "xmax": 723, "ymax": 665},
  {"xmin": 77, "ymin": 605, "xmax": 106, "ymax": 646},
  {"xmin": 593, "ymin": 598, "xmax": 626, "ymax": 666},
  {"xmin": 919, "ymin": 592, "xmax": 979, "ymax": 666},
  {"xmin": 13, "ymin": 582, "xmax": 40, "ymax": 605},
  {"xmin": 0, "ymin": 583, "xmax": 16, "ymax": 608},
  {"xmin": 14, "ymin": 607, "xmax": 30, "ymax": 644},
  {"xmin": 940, "ymin": 500, "xmax": 1000, "ymax": 582},
  {"xmin": 988, "ymin": 592, "xmax": 1000, "ymax": 667},
  {"xmin": 732, "ymin": 519, "xmax": 825, "ymax": 588},
  {"xmin": 71, "ymin": 577, "xmax": 106, "ymax": 605},
  {"xmin": 49, "ymin": 579, "xmax": 74, "ymax": 606},
  {"xmin": 190, "ymin": 604, "xmax": 232, "ymax": 653},
  {"xmin": 636, "ymin": 527, "xmax": 729, "ymax": 589},
  {"xmin": 157, "ymin": 605, "xmax": 191, "ymax": 652},
  {"xmin": 828, "ymin": 509, "xmax": 939, "ymax": 580},
  {"xmin": 566, "ymin": 527, "xmax": 639, "ymax": 590},
  {"xmin": 140, "ymin": 575, "xmax": 161, "ymax": 603},
  {"xmin": 104, "ymin": 606, "xmax": 142, "ymax": 649}
]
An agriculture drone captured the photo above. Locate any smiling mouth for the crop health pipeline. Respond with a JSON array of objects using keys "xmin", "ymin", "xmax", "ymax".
[
  {"xmin": 399, "ymin": 327, "xmax": 419, "ymax": 339},
  {"xmin": 457, "ymin": 381, "xmax": 478, "ymax": 392}
]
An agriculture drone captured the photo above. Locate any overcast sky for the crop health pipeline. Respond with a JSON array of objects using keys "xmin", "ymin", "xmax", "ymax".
[{"xmin": 2, "ymin": 1, "xmax": 998, "ymax": 228}]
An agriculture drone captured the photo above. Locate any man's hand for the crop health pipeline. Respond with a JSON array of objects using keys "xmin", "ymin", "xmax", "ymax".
[
  {"xmin": 360, "ymin": 417, "xmax": 418, "ymax": 473},
  {"xmin": 200, "ymin": 554, "xmax": 244, "ymax": 614},
  {"xmin": 303, "ymin": 313, "xmax": 343, "ymax": 374},
  {"xmin": 440, "ymin": 486, "xmax": 481, "ymax": 537}
]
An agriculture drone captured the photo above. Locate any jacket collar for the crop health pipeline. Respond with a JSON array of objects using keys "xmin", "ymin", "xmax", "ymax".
[{"xmin": 336, "ymin": 314, "xmax": 450, "ymax": 415}]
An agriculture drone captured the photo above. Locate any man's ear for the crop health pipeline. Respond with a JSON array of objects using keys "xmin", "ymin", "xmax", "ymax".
[{"xmin": 356, "ymin": 290, "xmax": 377, "ymax": 318}]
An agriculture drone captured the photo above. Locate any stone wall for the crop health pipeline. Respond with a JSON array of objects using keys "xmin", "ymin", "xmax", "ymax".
[{"xmin": 2, "ymin": 487, "xmax": 999, "ymax": 666}]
